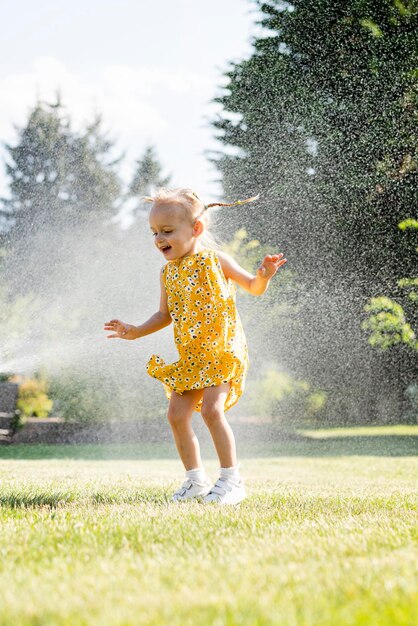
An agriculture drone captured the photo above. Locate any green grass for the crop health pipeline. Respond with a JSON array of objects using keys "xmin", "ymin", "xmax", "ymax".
[
  {"xmin": 1, "ymin": 423, "xmax": 417, "ymax": 460},
  {"xmin": 0, "ymin": 429, "xmax": 417, "ymax": 625}
]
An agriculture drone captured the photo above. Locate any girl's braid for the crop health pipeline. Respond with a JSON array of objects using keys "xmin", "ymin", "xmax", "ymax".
[
  {"xmin": 206, "ymin": 195, "xmax": 260, "ymax": 208},
  {"xmin": 192, "ymin": 192, "xmax": 260, "ymax": 213}
]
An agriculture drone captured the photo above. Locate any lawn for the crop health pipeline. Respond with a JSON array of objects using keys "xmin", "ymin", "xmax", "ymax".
[{"xmin": 0, "ymin": 426, "xmax": 416, "ymax": 626}]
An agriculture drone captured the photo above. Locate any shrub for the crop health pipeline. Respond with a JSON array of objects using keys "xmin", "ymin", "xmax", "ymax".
[
  {"xmin": 246, "ymin": 367, "xmax": 327, "ymax": 425},
  {"xmin": 47, "ymin": 367, "xmax": 166, "ymax": 423},
  {"xmin": 9, "ymin": 374, "xmax": 53, "ymax": 418},
  {"xmin": 48, "ymin": 374, "xmax": 113, "ymax": 423}
]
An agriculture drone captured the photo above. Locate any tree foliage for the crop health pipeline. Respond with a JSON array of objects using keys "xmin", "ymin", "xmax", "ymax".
[
  {"xmin": 1, "ymin": 96, "xmax": 122, "ymax": 242},
  {"xmin": 129, "ymin": 145, "xmax": 170, "ymax": 198},
  {"xmin": 362, "ymin": 219, "xmax": 417, "ymax": 351},
  {"xmin": 125, "ymin": 145, "xmax": 170, "ymax": 219},
  {"xmin": 211, "ymin": 0, "xmax": 417, "ymax": 420},
  {"xmin": 212, "ymin": 0, "xmax": 416, "ymax": 281}
]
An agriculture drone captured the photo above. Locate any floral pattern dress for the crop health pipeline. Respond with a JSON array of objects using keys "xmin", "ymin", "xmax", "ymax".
[{"xmin": 147, "ymin": 249, "xmax": 249, "ymax": 412}]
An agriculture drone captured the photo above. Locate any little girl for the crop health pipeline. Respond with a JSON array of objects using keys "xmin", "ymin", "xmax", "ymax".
[{"xmin": 104, "ymin": 188, "xmax": 286, "ymax": 504}]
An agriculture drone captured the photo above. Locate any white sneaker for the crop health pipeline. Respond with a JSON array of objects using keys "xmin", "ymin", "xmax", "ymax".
[
  {"xmin": 204, "ymin": 477, "xmax": 246, "ymax": 505},
  {"xmin": 172, "ymin": 478, "xmax": 212, "ymax": 502}
]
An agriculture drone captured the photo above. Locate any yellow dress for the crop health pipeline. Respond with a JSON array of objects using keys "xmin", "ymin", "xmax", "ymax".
[{"xmin": 147, "ymin": 249, "xmax": 249, "ymax": 412}]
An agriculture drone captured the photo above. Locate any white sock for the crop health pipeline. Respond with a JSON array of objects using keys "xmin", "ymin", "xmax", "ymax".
[
  {"xmin": 220, "ymin": 464, "xmax": 240, "ymax": 483},
  {"xmin": 185, "ymin": 468, "xmax": 207, "ymax": 483}
]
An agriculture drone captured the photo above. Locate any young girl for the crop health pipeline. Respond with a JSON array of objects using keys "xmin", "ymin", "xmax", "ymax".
[{"xmin": 104, "ymin": 188, "xmax": 286, "ymax": 504}]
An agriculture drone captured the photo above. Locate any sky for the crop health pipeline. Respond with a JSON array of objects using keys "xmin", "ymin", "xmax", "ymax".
[{"xmin": 0, "ymin": 0, "xmax": 260, "ymax": 221}]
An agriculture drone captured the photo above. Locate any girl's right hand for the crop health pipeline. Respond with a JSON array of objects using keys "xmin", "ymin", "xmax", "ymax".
[{"xmin": 104, "ymin": 319, "xmax": 138, "ymax": 340}]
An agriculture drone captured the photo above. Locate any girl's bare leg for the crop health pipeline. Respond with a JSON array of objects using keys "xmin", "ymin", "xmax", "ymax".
[
  {"xmin": 167, "ymin": 388, "xmax": 204, "ymax": 470},
  {"xmin": 201, "ymin": 383, "xmax": 237, "ymax": 468}
]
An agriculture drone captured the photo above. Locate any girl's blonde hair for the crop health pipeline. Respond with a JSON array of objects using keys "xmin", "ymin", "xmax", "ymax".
[{"xmin": 143, "ymin": 188, "xmax": 259, "ymax": 249}]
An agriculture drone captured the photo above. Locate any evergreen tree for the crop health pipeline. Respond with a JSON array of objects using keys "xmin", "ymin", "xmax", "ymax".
[
  {"xmin": 1, "ymin": 95, "xmax": 122, "ymax": 242},
  {"xmin": 127, "ymin": 145, "xmax": 170, "ymax": 217},
  {"xmin": 212, "ymin": 0, "xmax": 417, "ymax": 421}
]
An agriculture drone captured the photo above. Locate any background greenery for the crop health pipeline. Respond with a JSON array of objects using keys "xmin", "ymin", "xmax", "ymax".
[
  {"xmin": 211, "ymin": 0, "xmax": 417, "ymax": 424},
  {"xmin": 0, "ymin": 0, "xmax": 416, "ymax": 426}
]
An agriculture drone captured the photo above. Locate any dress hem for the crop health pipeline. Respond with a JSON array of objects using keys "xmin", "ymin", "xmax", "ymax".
[{"xmin": 147, "ymin": 352, "xmax": 247, "ymax": 412}]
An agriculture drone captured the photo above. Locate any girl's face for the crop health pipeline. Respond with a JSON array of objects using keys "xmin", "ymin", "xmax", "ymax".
[{"xmin": 149, "ymin": 202, "xmax": 203, "ymax": 261}]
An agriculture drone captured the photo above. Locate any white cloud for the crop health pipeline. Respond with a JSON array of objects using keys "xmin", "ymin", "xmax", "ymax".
[
  {"xmin": 0, "ymin": 56, "xmax": 169, "ymax": 139},
  {"xmin": 0, "ymin": 56, "xmax": 217, "ymax": 142},
  {"xmin": 0, "ymin": 56, "xmax": 215, "ymax": 139},
  {"xmin": 0, "ymin": 56, "xmax": 218, "ymax": 198}
]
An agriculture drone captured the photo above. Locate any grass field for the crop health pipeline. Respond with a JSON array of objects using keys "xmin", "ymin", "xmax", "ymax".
[{"xmin": 0, "ymin": 426, "xmax": 417, "ymax": 625}]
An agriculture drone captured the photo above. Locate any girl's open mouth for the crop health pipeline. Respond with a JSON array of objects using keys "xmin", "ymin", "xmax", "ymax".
[{"xmin": 161, "ymin": 246, "xmax": 172, "ymax": 254}]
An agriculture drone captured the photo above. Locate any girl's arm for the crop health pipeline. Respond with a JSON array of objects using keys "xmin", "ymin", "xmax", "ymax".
[
  {"xmin": 217, "ymin": 251, "xmax": 287, "ymax": 296},
  {"xmin": 104, "ymin": 270, "xmax": 172, "ymax": 339}
]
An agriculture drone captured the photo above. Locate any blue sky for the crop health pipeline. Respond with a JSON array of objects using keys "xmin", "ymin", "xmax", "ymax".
[{"xmin": 0, "ymin": 0, "xmax": 260, "ymax": 219}]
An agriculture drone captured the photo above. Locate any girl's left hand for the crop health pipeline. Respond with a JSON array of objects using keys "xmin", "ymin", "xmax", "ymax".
[{"xmin": 257, "ymin": 253, "xmax": 287, "ymax": 279}]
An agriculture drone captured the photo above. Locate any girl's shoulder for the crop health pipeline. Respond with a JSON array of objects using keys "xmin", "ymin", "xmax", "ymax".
[{"xmin": 213, "ymin": 249, "xmax": 232, "ymax": 273}]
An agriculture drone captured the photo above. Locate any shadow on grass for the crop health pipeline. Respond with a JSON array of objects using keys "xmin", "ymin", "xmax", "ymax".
[
  {"xmin": 0, "ymin": 488, "xmax": 170, "ymax": 508},
  {"xmin": 0, "ymin": 433, "xmax": 416, "ymax": 460}
]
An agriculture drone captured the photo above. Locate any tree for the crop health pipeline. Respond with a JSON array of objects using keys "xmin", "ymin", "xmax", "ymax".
[
  {"xmin": 1, "ymin": 95, "xmax": 122, "ymax": 242},
  {"xmin": 213, "ymin": 0, "xmax": 416, "ymax": 280},
  {"xmin": 126, "ymin": 145, "xmax": 170, "ymax": 218},
  {"xmin": 211, "ymin": 0, "xmax": 417, "ymax": 421}
]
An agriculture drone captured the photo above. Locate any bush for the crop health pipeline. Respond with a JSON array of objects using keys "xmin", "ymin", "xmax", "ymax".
[
  {"xmin": 246, "ymin": 367, "xmax": 327, "ymax": 426},
  {"xmin": 47, "ymin": 367, "xmax": 166, "ymax": 423},
  {"xmin": 9, "ymin": 374, "xmax": 53, "ymax": 418},
  {"xmin": 48, "ymin": 373, "xmax": 114, "ymax": 423}
]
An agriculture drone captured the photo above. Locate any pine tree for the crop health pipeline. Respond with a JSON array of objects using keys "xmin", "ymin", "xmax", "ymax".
[
  {"xmin": 1, "ymin": 95, "xmax": 122, "ymax": 242},
  {"xmin": 126, "ymin": 145, "xmax": 170, "ymax": 218},
  {"xmin": 211, "ymin": 0, "xmax": 417, "ymax": 422}
]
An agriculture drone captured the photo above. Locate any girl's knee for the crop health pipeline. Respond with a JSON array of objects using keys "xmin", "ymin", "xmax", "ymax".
[
  {"xmin": 201, "ymin": 402, "xmax": 224, "ymax": 424},
  {"xmin": 167, "ymin": 408, "xmax": 189, "ymax": 428}
]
